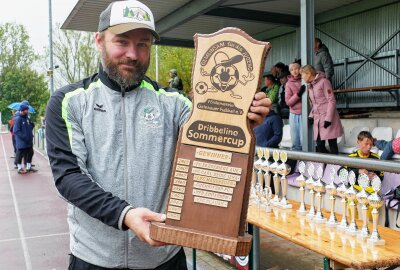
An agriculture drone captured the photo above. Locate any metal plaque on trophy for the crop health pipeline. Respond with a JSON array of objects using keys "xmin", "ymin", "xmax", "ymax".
[{"xmin": 150, "ymin": 28, "xmax": 271, "ymax": 256}]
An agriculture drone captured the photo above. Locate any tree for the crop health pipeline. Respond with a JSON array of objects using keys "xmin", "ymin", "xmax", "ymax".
[
  {"xmin": 0, "ymin": 67, "xmax": 49, "ymax": 124},
  {"xmin": 147, "ymin": 45, "xmax": 194, "ymax": 94},
  {"xmin": 52, "ymin": 25, "xmax": 99, "ymax": 87},
  {"xmin": 0, "ymin": 23, "xmax": 37, "ymax": 72}
]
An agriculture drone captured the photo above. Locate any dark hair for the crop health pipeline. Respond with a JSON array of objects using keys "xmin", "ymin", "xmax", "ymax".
[
  {"xmin": 265, "ymin": 74, "xmax": 276, "ymax": 82},
  {"xmin": 357, "ymin": 131, "xmax": 373, "ymax": 141},
  {"xmin": 274, "ymin": 62, "xmax": 286, "ymax": 70}
]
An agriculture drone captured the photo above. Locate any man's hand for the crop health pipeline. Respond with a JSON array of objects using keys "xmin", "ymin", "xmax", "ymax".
[
  {"xmin": 248, "ymin": 92, "xmax": 271, "ymax": 128},
  {"xmin": 123, "ymin": 207, "xmax": 167, "ymax": 246}
]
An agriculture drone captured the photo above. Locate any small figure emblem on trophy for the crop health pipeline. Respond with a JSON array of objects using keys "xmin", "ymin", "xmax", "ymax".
[
  {"xmin": 345, "ymin": 170, "xmax": 358, "ymax": 235},
  {"xmin": 305, "ymin": 163, "xmax": 316, "ymax": 219},
  {"xmin": 367, "ymin": 175, "xmax": 385, "ymax": 245},
  {"xmin": 336, "ymin": 168, "xmax": 349, "ymax": 231},
  {"xmin": 326, "ymin": 167, "xmax": 339, "ymax": 227},
  {"xmin": 313, "ymin": 166, "xmax": 326, "ymax": 223},
  {"xmin": 277, "ymin": 151, "xmax": 292, "ymax": 209},
  {"xmin": 356, "ymin": 173, "xmax": 370, "ymax": 239},
  {"xmin": 296, "ymin": 161, "xmax": 307, "ymax": 215}
]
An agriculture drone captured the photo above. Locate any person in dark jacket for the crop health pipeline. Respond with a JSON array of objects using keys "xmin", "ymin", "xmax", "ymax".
[
  {"xmin": 314, "ymin": 38, "xmax": 334, "ymax": 82},
  {"xmin": 254, "ymin": 110, "xmax": 283, "ymax": 148},
  {"xmin": 13, "ymin": 104, "xmax": 36, "ymax": 174}
]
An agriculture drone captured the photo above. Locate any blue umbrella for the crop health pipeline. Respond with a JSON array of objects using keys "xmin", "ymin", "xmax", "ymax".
[{"xmin": 8, "ymin": 102, "xmax": 36, "ymax": 113}]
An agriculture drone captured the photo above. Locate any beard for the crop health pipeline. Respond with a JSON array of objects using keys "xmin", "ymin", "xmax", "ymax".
[{"xmin": 101, "ymin": 45, "xmax": 150, "ymax": 89}]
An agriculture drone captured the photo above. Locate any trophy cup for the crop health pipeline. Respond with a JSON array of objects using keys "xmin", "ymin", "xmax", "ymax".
[
  {"xmin": 313, "ymin": 166, "xmax": 326, "ymax": 223},
  {"xmin": 356, "ymin": 174, "xmax": 370, "ymax": 239},
  {"xmin": 305, "ymin": 163, "xmax": 316, "ymax": 219},
  {"xmin": 269, "ymin": 150, "xmax": 281, "ymax": 206},
  {"xmin": 263, "ymin": 186, "xmax": 273, "ymax": 213},
  {"xmin": 367, "ymin": 175, "xmax": 385, "ymax": 245},
  {"xmin": 336, "ymin": 168, "xmax": 349, "ymax": 231},
  {"xmin": 326, "ymin": 167, "xmax": 339, "ymax": 227},
  {"xmin": 277, "ymin": 151, "xmax": 292, "ymax": 209},
  {"xmin": 296, "ymin": 161, "xmax": 307, "ymax": 215},
  {"xmin": 345, "ymin": 171, "xmax": 358, "ymax": 235},
  {"xmin": 150, "ymin": 28, "xmax": 271, "ymax": 256}
]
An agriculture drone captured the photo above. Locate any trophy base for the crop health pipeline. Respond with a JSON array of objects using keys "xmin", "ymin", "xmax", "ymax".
[
  {"xmin": 306, "ymin": 212, "xmax": 315, "ymax": 220},
  {"xmin": 150, "ymin": 222, "xmax": 252, "ymax": 256},
  {"xmin": 357, "ymin": 229, "xmax": 370, "ymax": 239},
  {"xmin": 326, "ymin": 220, "xmax": 339, "ymax": 227},
  {"xmin": 346, "ymin": 225, "xmax": 358, "ymax": 236},
  {"xmin": 314, "ymin": 217, "xmax": 326, "ymax": 224},
  {"xmin": 367, "ymin": 238, "xmax": 385, "ymax": 246},
  {"xmin": 278, "ymin": 203, "xmax": 292, "ymax": 209},
  {"xmin": 297, "ymin": 208, "xmax": 307, "ymax": 215}
]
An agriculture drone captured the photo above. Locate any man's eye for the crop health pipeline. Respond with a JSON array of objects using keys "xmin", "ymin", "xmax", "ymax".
[{"xmin": 138, "ymin": 43, "xmax": 150, "ymax": 48}]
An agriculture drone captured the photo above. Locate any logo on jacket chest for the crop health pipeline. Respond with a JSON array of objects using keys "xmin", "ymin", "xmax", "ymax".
[
  {"xmin": 140, "ymin": 106, "xmax": 161, "ymax": 128},
  {"xmin": 94, "ymin": 103, "xmax": 106, "ymax": 112}
]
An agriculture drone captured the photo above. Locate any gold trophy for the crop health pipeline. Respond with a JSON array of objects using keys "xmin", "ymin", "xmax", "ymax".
[
  {"xmin": 313, "ymin": 166, "xmax": 326, "ymax": 223},
  {"xmin": 296, "ymin": 161, "xmax": 307, "ymax": 215},
  {"xmin": 326, "ymin": 167, "xmax": 339, "ymax": 227},
  {"xmin": 305, "ymin": 163, "xmax": 316, "ymax": 219},
  {"xmin": 269, "ymin": 150, "xmax": 281, "ymax": 206},
  {"xmin": 336, "ymin": 168, "xmax": 349, "ymax": 231},
  {"xmin": 277, "ymin": 151, "xmax": 292, "ymax": 209},
  {"xmin": 345, "ymin": 171, "xmax": 358, "ymax": 235},
  {"xmin": 356, "ymin": 173, "xmax": 370, "ymax": 239},
  {"xmin": 367, "ymin": 175, "xmax": 385, "ymax": 245}
]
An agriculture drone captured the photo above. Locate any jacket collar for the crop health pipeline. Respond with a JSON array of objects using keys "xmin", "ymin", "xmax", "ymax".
[{"xmin": 98, "ymin": 65, "xmax": 140, "ymax": 93}]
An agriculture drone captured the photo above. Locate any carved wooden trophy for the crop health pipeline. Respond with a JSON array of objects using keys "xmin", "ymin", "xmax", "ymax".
[{"xmin": 150, "ymin": 27, "xmax": 270, "ymax": 256}]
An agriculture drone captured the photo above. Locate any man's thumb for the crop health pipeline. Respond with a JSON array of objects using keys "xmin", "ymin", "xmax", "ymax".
[{"xmin": 145, "ymin": 210, "xmax": 166, "ymax": 222}]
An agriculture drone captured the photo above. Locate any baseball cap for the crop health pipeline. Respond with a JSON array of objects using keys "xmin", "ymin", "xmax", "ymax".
[{"xmin": 98, "ymin": 0, "xmax": 160, "ymax": 41}]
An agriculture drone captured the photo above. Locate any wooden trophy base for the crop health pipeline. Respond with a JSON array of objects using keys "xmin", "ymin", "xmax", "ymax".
[{"xmin": 150, "ymin": 222, "xmax": 252, "ymax": 256}]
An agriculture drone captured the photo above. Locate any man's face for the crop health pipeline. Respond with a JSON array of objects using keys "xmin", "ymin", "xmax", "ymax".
[
  {"xmin": 289, "ymin": 63, "xmax": 300, "ymax": 78},
  {"xmin": 21, "ymin": 110, "xmax": 28, "ymax": 116},
  {"xmin": 95, "ymin": 28, "xmax": 152, "ymax": 89},
  {"xmin": 358, "ymin": 138, "xmax": 373, "ymax": 156}
]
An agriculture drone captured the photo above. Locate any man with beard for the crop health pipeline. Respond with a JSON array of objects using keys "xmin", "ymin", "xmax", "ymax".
[{"xmin": 46, "ymin": 1, "xmax": 271, "ymax": 269}]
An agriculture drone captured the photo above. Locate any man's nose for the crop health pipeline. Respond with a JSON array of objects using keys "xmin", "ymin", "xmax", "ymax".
[{"xmin": 125, "ymin": 45, "xmax": 139, "ymax": 59}]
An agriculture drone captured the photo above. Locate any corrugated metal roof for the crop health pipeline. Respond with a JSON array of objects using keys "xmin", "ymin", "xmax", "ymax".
[{"xmin": 62, "ymin": 0, "xmax": 366, "ymax": 47}]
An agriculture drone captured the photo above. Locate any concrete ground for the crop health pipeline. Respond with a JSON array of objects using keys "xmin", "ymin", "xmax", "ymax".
[{"xmin": 0, "ymin": 132, "xmax": 345, "ymax": 270}]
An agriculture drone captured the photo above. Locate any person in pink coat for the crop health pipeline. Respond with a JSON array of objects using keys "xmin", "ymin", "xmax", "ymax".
[
  {"xmin": 285, "ymin": 62, "xmax": 304, "ymax": 150},
  {"xmin": 300, "ymin": 65, "xmax": 343, "ymax": 154}
]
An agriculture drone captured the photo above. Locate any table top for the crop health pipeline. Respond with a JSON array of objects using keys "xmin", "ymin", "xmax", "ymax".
[{"xmin": 246, "ymin": 200, "xmax": 400, "ymax": 269}]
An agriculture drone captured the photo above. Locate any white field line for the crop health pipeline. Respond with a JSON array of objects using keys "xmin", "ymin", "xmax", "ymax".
[
  {"xmin": 1, "ymin": 135, "xmax": 33, "ymax": 270},
  {"xmin": 0, "ymin": 232, "xmax": 69, "ymax": 243}
]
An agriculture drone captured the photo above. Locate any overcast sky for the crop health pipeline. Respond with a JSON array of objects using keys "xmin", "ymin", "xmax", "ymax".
[{"xmin": 0, "ymin": 0, "xmax": 79, "ymax": 55}]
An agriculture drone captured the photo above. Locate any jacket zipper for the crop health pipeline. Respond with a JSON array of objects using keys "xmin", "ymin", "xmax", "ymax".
[{"xmin": 121, "ymin": 88, "xmax": 129, "ymax": 268}]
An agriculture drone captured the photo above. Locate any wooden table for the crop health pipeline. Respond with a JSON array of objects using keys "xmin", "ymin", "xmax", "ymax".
[{"xmin": 246, "ymin": 200, "xmax": 400, "ymax": 270}]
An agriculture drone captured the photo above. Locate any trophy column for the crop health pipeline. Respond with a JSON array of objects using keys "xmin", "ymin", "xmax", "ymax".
[
  {"xmin": 345, "ymin": 171, "xmax": 358, "ymax": 235},
  {"xmin": 326, "ymin": 167, "xmax": 339, "ymax": 227},
  {"xmin": 356, "ymin": 174, "xmax": 370, "ymax": 239},
  {"xmin": 296, "ymin": 161, "xmax": 307, "ymax": 215},
  {"xmin": 269, "ymin": 150, "xmax": 281, "ymax": 206},
  {"xmin": 367, "ymin": 176, "xmax": 385, "ymax": 245},
  {"xmin": 277, "ymin": 151, "xmax": 292, "ymax": 209},
  {"xmin": 336, "ymin": 168, "xmax": 349, "ymax": 231},
  {"xmin": 313, "ymin": 166, "xmax": 326, "ymax": 223},
  {"xmin": 305, "ymin": 163, "xmax": 316, "ymax": 219}
]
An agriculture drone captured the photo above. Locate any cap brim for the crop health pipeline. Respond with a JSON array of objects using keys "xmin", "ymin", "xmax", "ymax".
[{"xmin": 108, "ymin": 23, "xmax": 160, "ymax": 41}]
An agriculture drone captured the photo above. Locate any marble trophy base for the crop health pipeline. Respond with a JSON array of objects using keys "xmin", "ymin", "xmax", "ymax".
[
  {"xmin": 150, "ymin": 222, "xmax": 252, "ymax": 256},
  {"xmin": 357, "ymin": 228, "xmax": 370, "ymax": 239},
  {"xmin": 277, "ymin": 198, "xmax": 292, "ymax": 209},
  {"xmin": 346, "ymin": 223, "xmax": 358, "ymax": 236}
]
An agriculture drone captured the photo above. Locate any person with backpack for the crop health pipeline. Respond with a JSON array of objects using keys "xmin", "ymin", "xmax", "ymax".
[{"xmin": 168, "ymin": 68, "xmax": 183, "ymax": 91}]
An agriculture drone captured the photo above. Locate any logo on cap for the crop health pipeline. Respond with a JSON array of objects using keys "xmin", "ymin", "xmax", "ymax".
[{"xmin": 123, "ymin": 7, "xmax": 151, "ymax": 22}]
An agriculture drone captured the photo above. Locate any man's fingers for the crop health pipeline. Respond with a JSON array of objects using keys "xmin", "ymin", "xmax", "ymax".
[{"xmin": 142, "ymin": 209, "xmax": 166, "ymax": 222}]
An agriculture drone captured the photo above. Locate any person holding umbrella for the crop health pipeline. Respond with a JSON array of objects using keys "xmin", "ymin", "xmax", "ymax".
[{"xmin": 13, "ymin": 104, "xmax": 37, "ymax": 174}]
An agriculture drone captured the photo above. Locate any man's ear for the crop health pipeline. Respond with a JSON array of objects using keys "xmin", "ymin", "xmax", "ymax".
[{"xmin": 94, "ymin": 32, "xmax": 104, "ymax": 52}]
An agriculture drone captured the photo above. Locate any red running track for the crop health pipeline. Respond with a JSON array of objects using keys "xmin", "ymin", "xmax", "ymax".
[{"xmin": 0, "ymin": 133, "xmax": 69, "ymax": 270}]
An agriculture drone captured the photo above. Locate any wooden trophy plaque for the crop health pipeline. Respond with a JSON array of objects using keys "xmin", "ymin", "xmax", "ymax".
[{"xmin": 150, "ymin": 27, "xmax": 271, "ymax": 256}]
